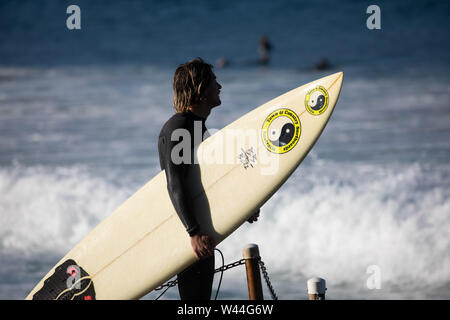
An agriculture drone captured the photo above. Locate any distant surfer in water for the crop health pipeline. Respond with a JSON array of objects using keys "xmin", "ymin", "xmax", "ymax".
[
  {"xmin": 314, "ymin": 58, "xmax": 332, "ymax": 71},
  {"xmin": 158, "ymin": 58, "xmax": 260, "ymax": 300},
  {"xmin": 258, "ymin": 35, "xmax": 272, "ymax": 65}
]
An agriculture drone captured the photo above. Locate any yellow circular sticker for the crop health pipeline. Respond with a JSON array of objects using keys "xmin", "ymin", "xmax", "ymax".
[
  {"xmin": 261, "ymin": 108, "xmax": 301, "ymax": 154},
  {"xmin": 305, "ymin": 86, "xmax": 329, "ymax": 115}
]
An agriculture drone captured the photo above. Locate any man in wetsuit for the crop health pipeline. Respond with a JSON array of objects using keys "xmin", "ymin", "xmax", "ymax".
[{"xmin": 158, "ymin": 58, "xmax": 259, "ymax": 300}]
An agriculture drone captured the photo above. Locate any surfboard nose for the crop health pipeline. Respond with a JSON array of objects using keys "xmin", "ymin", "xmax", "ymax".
[
  {"xmin": 337, "ymin": 72, "xmax": 344, "ymax": 89},
  {"xmin": 328, "ymin": 71, "xmax": 344, "ymax": 93},
  {"xmin": 335, "ymin": 71, "xmax": 344, "ymax": 85}
]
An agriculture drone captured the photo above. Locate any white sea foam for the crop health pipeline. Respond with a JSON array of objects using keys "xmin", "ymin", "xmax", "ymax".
[
  {"xmin": 216, "ymin": 161, "xmax": 450, "ymax": 299},
  {"xmin": 0, "ymin": 164, "xmax": 132, "ymax": 256},
  {"xmin": 2, "ymin": 161, "xmax": 448, "ymax": 299}
]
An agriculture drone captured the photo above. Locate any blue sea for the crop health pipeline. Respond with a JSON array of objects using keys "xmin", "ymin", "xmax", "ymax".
[{"xmin": 0, "ymin": 0, "xmax": 449, "ymax": 300}]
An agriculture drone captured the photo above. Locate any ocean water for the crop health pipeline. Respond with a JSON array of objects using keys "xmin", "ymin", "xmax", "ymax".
[{"xmin": 0, "ymin": 0, "xmax": 449, "ymax": 300}]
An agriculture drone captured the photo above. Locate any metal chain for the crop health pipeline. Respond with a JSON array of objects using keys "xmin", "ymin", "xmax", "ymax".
[
  {"xmin": 154, "ymin": 258, "xmax": 278, "ymax": 301},
  {"xmin": 215, "ymin": 258, "xmax": 246, "ymax": 273},
  {"xmin": 259, "ymin": 260, "xmax": 278, "ymax": 300},
  {"xmin": 154, "ymin": 278, "xmax": 178, "ymax": 291},
  {"xmin": 154, "ymin": 258, "xmax": 246, "ymax": 291}
]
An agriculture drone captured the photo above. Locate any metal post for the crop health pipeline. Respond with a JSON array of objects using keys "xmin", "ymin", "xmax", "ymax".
[
  {"xmin": 242, "ymin": 243, "xmax": 264, "ymax": 300},
  {"xmin": 307, "ymin": 277, "xmax": 326, "ymax": 300}
]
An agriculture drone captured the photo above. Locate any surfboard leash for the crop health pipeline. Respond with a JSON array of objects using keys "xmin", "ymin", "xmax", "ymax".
[
  {"xmin": 213, "ymin": 248, "xmax": 225, "ymax": 300},
  {"xmin": 154, "ymin": 248, "xmax": 231, "ymax": 300}
]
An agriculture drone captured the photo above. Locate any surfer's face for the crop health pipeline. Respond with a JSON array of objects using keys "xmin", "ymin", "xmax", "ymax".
[
  {"xmin": 189, "ymin": 71, "xmax": 222, "ymax": 119},
  {"xmin": 202, "ymin": 72, "xmax": 222, "ymax": 109}
]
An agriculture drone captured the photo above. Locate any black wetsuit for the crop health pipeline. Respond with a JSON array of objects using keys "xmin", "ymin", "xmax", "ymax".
[{"xmin": 158, "ymin": 111, "xmax": 214, "ymax": 300}]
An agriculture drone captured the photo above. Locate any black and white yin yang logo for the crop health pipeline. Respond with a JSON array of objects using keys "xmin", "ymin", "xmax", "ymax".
[
  {"xmin": 261, "ymin": 108, "xmax": 301, "ymax": 154},
  {"xmin": 305, "ymin": 86, "xmax": 329, "ymax": 115}
]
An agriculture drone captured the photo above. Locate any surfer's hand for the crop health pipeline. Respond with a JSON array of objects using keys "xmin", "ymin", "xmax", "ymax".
[
  {"xmin": 247, "ymin": 209, "xmax": 260, "ymax": 223},
  {"xmin": 190, "ymin": 231, "xmax": 215, "ymax": 260}
]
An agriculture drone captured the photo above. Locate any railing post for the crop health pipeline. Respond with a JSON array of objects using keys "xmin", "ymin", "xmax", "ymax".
[
  {"xmin": 307, "ymin": 277, "xmax": 326, "ymax": 300},
  {"xmin": 242, "ymin": 243, "xmax": 264, "ymax": 300}
]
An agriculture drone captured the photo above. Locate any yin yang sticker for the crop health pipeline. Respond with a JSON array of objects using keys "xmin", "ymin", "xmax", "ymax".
[
  {"xmin": 305, "ymin": 86, "xmax": 329, "ymax": 115},
  {"xmin": 261, "ymin": 108, "xmax": 301, "ymax": 154}
]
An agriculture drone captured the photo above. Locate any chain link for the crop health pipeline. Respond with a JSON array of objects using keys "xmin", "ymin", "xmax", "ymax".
[
  {"xmin": 154, "ymin": 279, "xmax": 178, "ymax": 291},
  {"xmin": 153, "ymin": 277, "xmax": 178, "ymax": 300},
  {"xmin": 215, "ymin": 258, "xmax": 246, "ymax": 273},
  {"xmin": 259, "ymin": 260, "xmax": 278, "ymax": 300}
]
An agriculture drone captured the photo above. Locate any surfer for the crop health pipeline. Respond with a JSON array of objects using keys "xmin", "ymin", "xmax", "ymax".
[
  {"xmin": 258, "ymin": 35, "xmax": 272, "ymax": 65},
  {"xmin": 158, "ymin": 58, "xmax": 260, "ymax": 300},
  {"xmin": 314, "ymin": 58, "xmax": 332, "ymax": 71}
]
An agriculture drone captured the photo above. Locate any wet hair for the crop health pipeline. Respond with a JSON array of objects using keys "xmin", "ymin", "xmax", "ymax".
[{"xmin": 173, "ymin": 57, "xmax": 214, "ymax": 113}]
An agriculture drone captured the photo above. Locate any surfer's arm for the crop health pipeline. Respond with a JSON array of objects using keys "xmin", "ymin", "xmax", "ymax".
[
  {"xmin": 159, "ymin": 132, "xmax": 200, "ymax": 237},
  {"xmin": 163, "ymin": 148, "xmax": 215, "ymax": 258},
  {"xmin": 164, "ymin": 161, "xmax": 200, "ymax": 236}
]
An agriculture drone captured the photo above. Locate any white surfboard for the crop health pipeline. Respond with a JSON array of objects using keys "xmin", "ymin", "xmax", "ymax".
[{"xmin": 26, "ymin": 72, "xmax": 343, "ymax": 300}]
